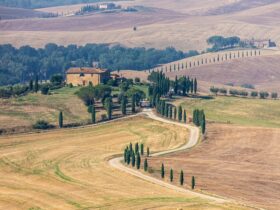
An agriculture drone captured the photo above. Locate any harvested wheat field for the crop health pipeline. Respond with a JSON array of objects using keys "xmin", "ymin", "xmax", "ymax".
[
  {"xmin": 0, "ymin": 116, "xmax": 248, "ymax": 210},
  {"xmin": 148, "ymin": 123, "xmax": 280, "ymax": 210},
  {"xmin": 2, "ymin": 0, "xmax": 280, "ymax": 50}
]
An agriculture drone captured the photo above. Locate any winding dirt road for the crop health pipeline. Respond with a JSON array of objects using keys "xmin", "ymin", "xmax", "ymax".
[{"xmin": 109, "ymin": 109, "xmax": 229, "ymax": 204}]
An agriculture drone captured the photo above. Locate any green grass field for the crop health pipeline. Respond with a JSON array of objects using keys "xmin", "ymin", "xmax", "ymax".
[
  {"xmin": 0, "ymin": 87, "xmax": 90, "ymax": 131},
  {"xmin": 180, "ymin": 96, "xmax": 280, "ymax": 128}
]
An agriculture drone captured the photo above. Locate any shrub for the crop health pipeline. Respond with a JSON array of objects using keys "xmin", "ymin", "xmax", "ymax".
[
  {"xmin": 210, "ymin": 86, "xmax": 219, "ymax": 95},
  {"xmin": 219, "ymin": 88, "xmax": 227, "ymax": 95},
  {"xmin": 229, "ymin": 89, "xmax": 238, "ymax": 96},
  {"xmin": 41, "ymin": 84, "xmax": 50, "ymax": 95},
  {"xmin": 260, "ymin": 91, "xmax": 269, "ymax": 99},
  {"xmin": 33, "ymin": 120, "xmax": 52, "ymax": 129},
  {"xmin": 0, "ymin": 87, "xmax": 13, "ymax": 98},
  {"xmin": 251, "ymin": 91, "xmax": 258, "ymax": 97},
  {"xmin": 239, "ymin": 90, "xmax": 248, "ymax": 97},
  {"xmin": 241, "ymin": 84, "xmax": 255, "ymax": 89},
  {"xmin": 271, "ymin": 92, "xmax": 278, "ymax": 99},
  {"xmin": 50, "ymin": 74, "xmax": 64, "ymax": 86},
  {"xmin": 135, "ymin": 77, "xmax": 141, "ymax": 83},
  {"xmin": 12, "ymin": 84, "xmax": 29, "ymax": 96}
]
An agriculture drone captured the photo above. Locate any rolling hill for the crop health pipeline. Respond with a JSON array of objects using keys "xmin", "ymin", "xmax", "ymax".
[
  {"xmin": 118, "ymin": 49, "xmax": 280, "ymax": 93},
  {"xmin": 0, "ymin": 6, "xmax": 47, "ymax": 19},
  {"xmin": 0, "ymin": 0, "xmax": 280, "ymax": 50}
]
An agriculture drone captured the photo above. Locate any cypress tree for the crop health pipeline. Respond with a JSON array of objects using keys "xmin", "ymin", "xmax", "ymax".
[
  {"xmin": 34, "ymin": 76, "xmax": 39, "ymax": 93},
  {"xmin": 190, "ymin": 79, "xmax": 194, "ymax": 93},
  {"xmin": 29, "ymin": 79, "xmax": 33, "ymax": 91},
  {"xmin": 127, "ymin": 150, "xmax": 131, "ymax": 165},
  {"xmin": 169, "ymin": 105, "xmax": 173, "ymax": 119},
  {"xmin": 121, "ymin": 96, "xmax": 127, "ymax": 115},
  {"xmin": 180, "ymin": 170, "xmax": 184, "ymax": 186},
  {"xmin": 59, "ymin": 111, "xmax": 63, "ymax": 128},
  {"xmin": 91, "ymin": 105, "xmax": 96, "ymax": 124},
  {"xmin": 129, "ymin": 142, "xmax": 133, "ymax": 154},
  {"xmin": 161, "ymin": 163, "xmax": 165, "ymax": 179},
  {"xmin": 182, "ymin": 76, "xmax": 187, "ymax": 95},
  {"xmin": 131, "ymin": 151, "xmax": 136, "ymax": 167},
  {"xmin": 124, "ymin": 148, "xmax": 127, "ymax": 163},
  {"xmin": 186, "ymin": 77, "xmax": 190, "ymax": 94},
  {"xmin": 170, "ymin": 169, "xmax": 173, "ymax": 182},
  {"xmin": 194, "ymin": 78, "xmax": 198, "ymax": 94},
  {"xmin": 147, "ymin": 147, "xmax": 150, "ymax": 157},
  {"xmin": 164, "ymin": 103, "xmax": 169, "ymax": 117},
  {"xmin": 136, "ymin": 152, "xmax": 141, "ymax": 169},
  {"xmin": 140, "ymin": 143, "xmax": 144, "ymax": 155},
  {"xmin": 174, "ymin": 76, "xmax": 178, "ymax": 94},
  {"xmin": 105, "ymin": 97, "xmax": 113, "ymax": 120},
  {"xmin": 192, "ymin": 176, "xmax": 196, "ymax": 190},
  {"xmin": 135, "ymin": 143, "xmax": 139, "ymax": 154},
  {"xmin": 201, "ymin": 117, "xmax": 206, "ymax": 134},
  {"xmin": 174, "ymin": 107, "xmax": 177, "ymax": 120},
  {"xmin": 132, "ymin": 94, "xmax": 136, "ymax": 113},
  {"xmin": 144, "ymin": 158, "xmax": 148, "ymax": 172},
  {"xmin": 183, "ymin": 110, "xmax": 187, "ymax": 123},
  {"xmin": 178, "ymin": 106, "xmax": 183, "ymax": 121},
  {"xmin": 161, "ymin": 100, "xmax": 165, "ymax": 116}
]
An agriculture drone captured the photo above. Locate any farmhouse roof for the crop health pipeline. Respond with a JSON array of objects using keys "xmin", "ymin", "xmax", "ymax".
[{"xmin": 67, "ymin": 67, "xmax": 107, "ymax": 74}]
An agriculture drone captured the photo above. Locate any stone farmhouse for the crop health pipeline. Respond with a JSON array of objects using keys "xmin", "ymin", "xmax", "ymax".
[{"xmin": 66, "ymin": 67, "xmax": 111, "ymax": 86}]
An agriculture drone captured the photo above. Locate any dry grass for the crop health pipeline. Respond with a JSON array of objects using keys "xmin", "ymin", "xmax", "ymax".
[
  {"xmin": 0, "ymin": 116, "xmax": 246, "ymax": 209},
  {"xmin": 148, "ymin": 123, "xmax": 280, "ymax": 210},
  {"xmin": 118, "ymin": 51, "xmax": 280, "ymax": 94}
]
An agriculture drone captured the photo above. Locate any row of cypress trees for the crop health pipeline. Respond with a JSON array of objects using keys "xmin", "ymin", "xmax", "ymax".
[
  {"xmin": 155, "ymin": 101, "xmax": 188, "ymax": 123},
  {"xmin": 161, "ymin": 163, "xmax": 196, "ymax": 189},
  {"xmin": 193, "ymin": 109, "xmax": 206, "ymax": 134}
]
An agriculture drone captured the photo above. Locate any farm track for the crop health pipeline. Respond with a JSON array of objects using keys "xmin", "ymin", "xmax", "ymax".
[{"xmin": 109, "ymin": 109, "xmax": 266, "ymax": 210}]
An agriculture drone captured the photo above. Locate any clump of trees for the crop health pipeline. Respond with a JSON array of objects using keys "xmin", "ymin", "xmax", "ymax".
[
  {"xmin": 207, "ymin": 35, "xmax": 241, "ymax": 52},
  {"xmin": 33, "ymin": 120, "xmax": 53, "ymax": 130}
]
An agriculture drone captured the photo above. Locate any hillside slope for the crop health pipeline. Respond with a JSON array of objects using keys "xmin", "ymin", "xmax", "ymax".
[{"xmin": 1, "ymin": 0, "xmax": 280, "ymax": 50}]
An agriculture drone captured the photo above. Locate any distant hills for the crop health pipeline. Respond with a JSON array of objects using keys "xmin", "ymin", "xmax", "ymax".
[{"xmin": 0, "ymin": 0, "xmax": 124, "ymax": 9}]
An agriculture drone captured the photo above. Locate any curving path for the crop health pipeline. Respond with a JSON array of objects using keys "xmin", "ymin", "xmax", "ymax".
[{"xmin": 109, "ymin": 108, "xmax": 229, "ymax": 204}]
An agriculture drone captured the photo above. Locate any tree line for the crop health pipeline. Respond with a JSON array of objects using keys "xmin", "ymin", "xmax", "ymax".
[
  {"xmin": 210, "ymin": 87, "xmax": 278, "ymax": 99},
  {"xmin": 0, "ymin": 43, "xmax": 194, "ymax": 86}
]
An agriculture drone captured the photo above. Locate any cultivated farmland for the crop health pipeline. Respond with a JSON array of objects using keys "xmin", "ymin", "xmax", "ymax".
[{"xmin": 0, "ymin": 116, "xmax": 248, "ymax": 210}]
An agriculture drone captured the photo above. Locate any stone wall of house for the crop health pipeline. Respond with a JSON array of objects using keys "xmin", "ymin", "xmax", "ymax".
[{"xmin": 66, "ymin": 73, "xmax": 101, "ymax": 86}]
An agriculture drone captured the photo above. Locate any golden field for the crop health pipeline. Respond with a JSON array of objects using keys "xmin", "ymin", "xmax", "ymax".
[{"xmin": 0, "ymin": 116, "xmax": 250, "ymax": 210}]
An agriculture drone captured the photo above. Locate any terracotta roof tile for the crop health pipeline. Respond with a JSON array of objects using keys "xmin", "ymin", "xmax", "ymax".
[{"xmin": 67, "ymin": 67, "xmax": 107, "ymax": 74}]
